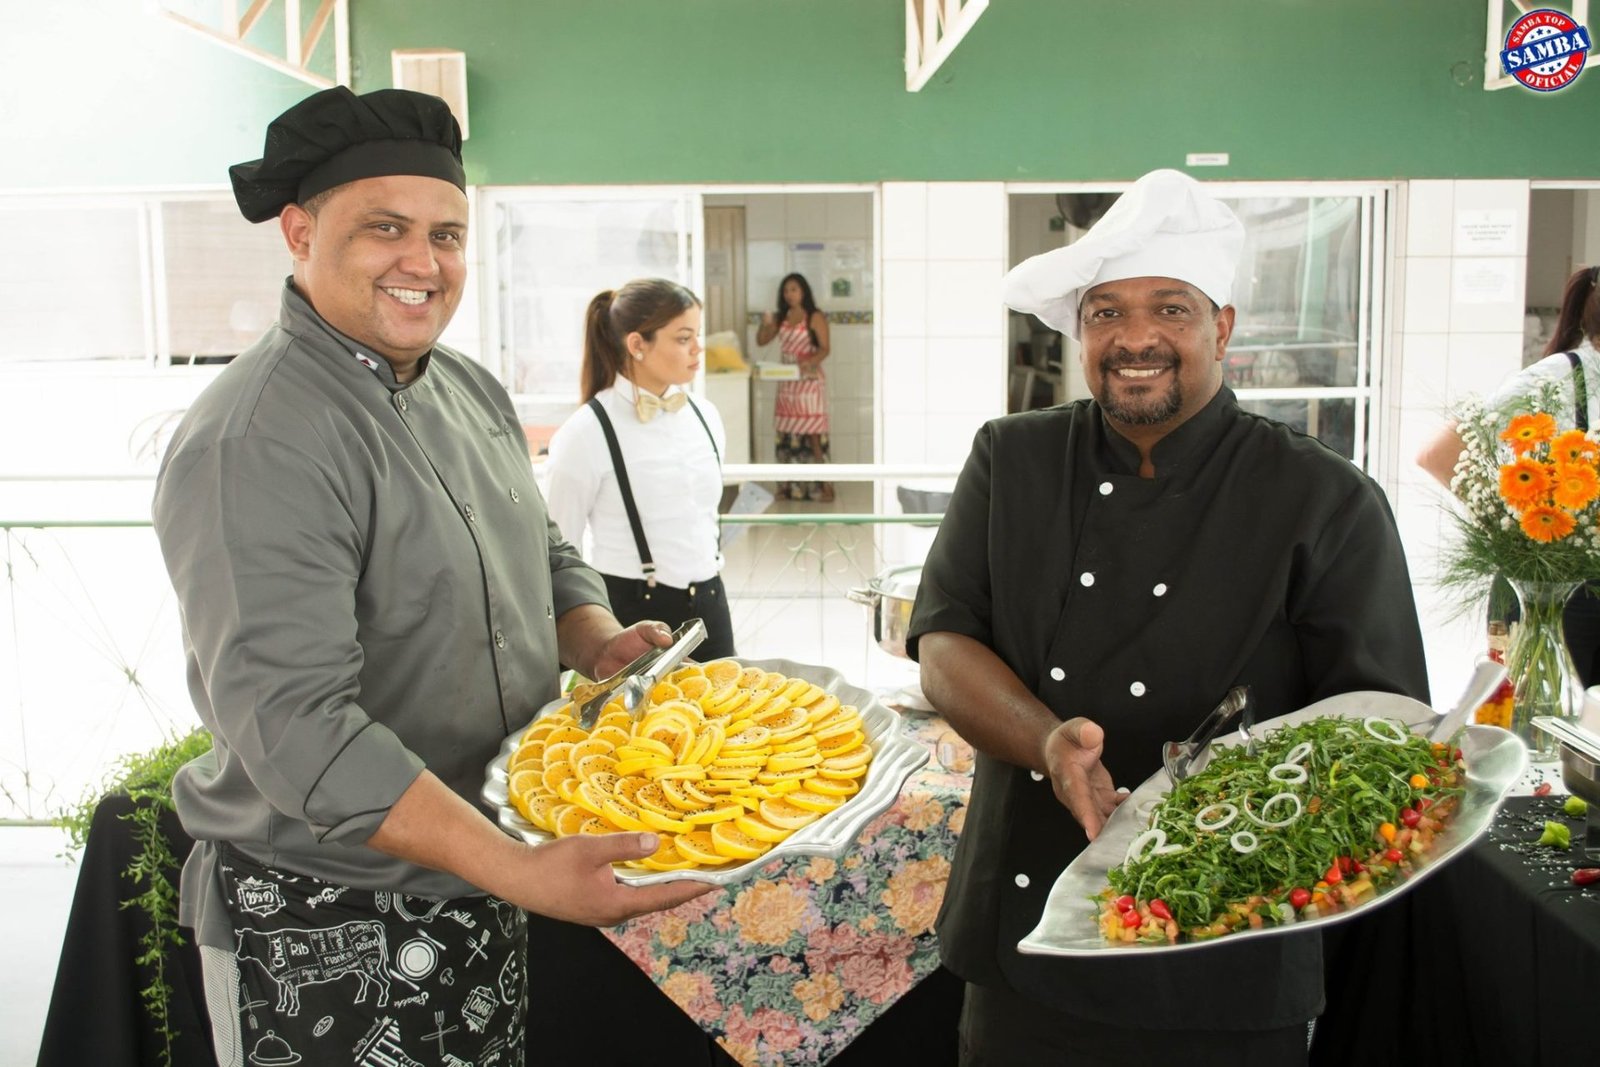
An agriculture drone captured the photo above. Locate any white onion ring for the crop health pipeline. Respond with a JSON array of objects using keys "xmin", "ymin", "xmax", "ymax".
[
  {"xmin": 1195, "ymin": 802, "xmax": 1239, "ymax": 832},
  {"xmin": 1125, "ymin": 828, "xmax": 1185, "ymax": 864},
  {"xmin": 1283, "ymin": 741, "xmax": 1313, "ymax": 765},
  {"xmin": 1245, "ymin": 792, "xmax": 1304, "ymax": 828},
  {"xmin": 1363, "ymin": 717, "xmax": 1410, "ymax": 745},
  {"xmin": 1230, "ymin": 830, "xmax": 1259, "ymax": 854},
  {"xmin": 1269, "ymin": 763, "xmax": 1309, "ymax": 784}
]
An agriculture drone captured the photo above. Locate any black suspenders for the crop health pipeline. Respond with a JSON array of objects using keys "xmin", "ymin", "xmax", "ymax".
[
  {"xmin": 1567, "ymin": 350, "xmax": 1589, "ymax": 431},
  {"xmin": 586, "ymin": 394, "xmax": 721, "ymax": 588}
]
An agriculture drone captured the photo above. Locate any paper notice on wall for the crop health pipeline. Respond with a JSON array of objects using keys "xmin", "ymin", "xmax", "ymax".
[
  {"xmin": 1454, "ymin": 210, "xmax": 1520, "ymax": 255},
  {"xmin": 831, "ymin": 241, "xmax": 866, "ymax": 271},
  {"xmin": 790, "ymin": 242, "xmax": 827, "ymax": 286},
  {"xmin": 1451, "ymin": 258, "xmax": 1519, "ymax": 305}
]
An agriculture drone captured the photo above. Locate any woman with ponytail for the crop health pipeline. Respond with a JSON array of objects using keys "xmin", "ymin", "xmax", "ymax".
[
  {"xmin": 1418, "ymin": 264, "xmax": 1600, "ymax": 684},
  {"xmin": 545, "ymin": 278, "xmax": 735, "ymax": 658}
]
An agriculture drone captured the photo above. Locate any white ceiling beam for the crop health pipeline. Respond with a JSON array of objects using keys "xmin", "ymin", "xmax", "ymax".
[
  {"xmin": 157, "ymin": 0, "xmax": 347, "ymax": 90},
  {"xmin": 905, "ymin": 0, "xmax": 990, "ymax": 92}
]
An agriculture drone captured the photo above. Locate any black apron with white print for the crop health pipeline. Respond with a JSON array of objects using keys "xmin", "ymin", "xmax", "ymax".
[{"xmin": 219, "ymin": 845, "xmax": 526, "ymax": 1067}]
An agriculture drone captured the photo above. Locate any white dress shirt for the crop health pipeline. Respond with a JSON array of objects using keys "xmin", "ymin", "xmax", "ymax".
[{"xmin": 545, "ymin": 377, "xmax": 726, "ymax": 587}]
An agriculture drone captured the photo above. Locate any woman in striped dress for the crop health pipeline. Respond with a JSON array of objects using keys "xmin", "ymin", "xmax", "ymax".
[{"xmin": 757, "ymin": 272, "xmax": 834, "ymax": 501}]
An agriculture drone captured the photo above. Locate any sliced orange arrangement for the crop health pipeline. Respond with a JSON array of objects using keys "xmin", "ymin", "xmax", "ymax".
[{"xmin": 505, "ymin": 660, "xmax": 873, "ymax": 870}]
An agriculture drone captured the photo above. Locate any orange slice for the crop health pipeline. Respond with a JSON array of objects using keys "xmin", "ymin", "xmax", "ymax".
[
  {"xmin": 570, "ymin": 738, "xmax": 614, "ymax": 762},
  {"xmin": 722, "ymin": 726, "xmax": 772, "ymax": 751},
  {"xmin": 543, "ymin": 741, "xmax": 576, "ymax": 767},
  {"xmin": 576, "ymin": 753, "xmax": 619, "ymax": 781},
  {"xmin": 683, "ymin": 803, "xmax": 746, "ymax": 826},
  {"xmin": 648, "ymin": 681, "xmax": 683, "ymax": 705},
  {"xmin": 612, "ymin": 775, "xmax": 649, "ymax": 803},
  {"xmin": 578, "ymin": 816, "xmax": 615, "ymax": 835},
  {"xmin": 649, "ymin": 763, "xmax": 708, "ymax": 781},
  {"xmin": 819, "ymin": 729, "xmax": 866, "ymax": 754},
  {"xmin": 675, "ymin": 830, "xmax": 734, "ymax": 866},
  {"xmin": 552, "ymin": 803, "xmax": 587, "ymax": 837},
  {"xmin": 633, "ymin": 838, "xmax": 698, "ymax": 871},
  {"xmin": 802, "ymin": 694, "xmax": 840, "ymax": 720},
  {"xmin": 667, "ymin": 665, "xmax": 706, "ymax": 686},
  {"xmin": 541, "ymin": 761, "xmax": 575, "ymax": 797},
  {"xmin": 733, "ymin": 814, "xmax": 790, "ymax": 843},
  {"xmin": 805, "ymin": 776, "xmax": 860, "ymax": 798},
  {"xmin": 592, "ymin": 724, "xmax": 631, "ymax": 748},
  {"xmin": 821, "ymin": 748, "xmax": 872, "ymax": 772},
  {"xmin": 572, "ymin": 780, "xmax": 610, "ymax": 817},
  {"xmin": 677, "ymin": 675, "xmax": 712, "ymax": 701},
  {"xmin": 759, "ymin": 797, "xmax": 820, "ymax": 830},
  {"xmin": 786, "ymin": 788, "xmax": 845, "ymax": 813},
  {"xmin": 711, "ymin": 821, "xmax": 771, "ymax": 859},
  {"xmin": 600, "ymin": 794, "xmax": 650, "ymax": 832},
  {"xmin": 546, "ymin": 725, "xmax": 589, "ymax": 746},
  {"xmin": 702, "ymin": 659, "xmax": 742, "ymax": 687},
  {"xmin": 766, "ymin": 751, "xmax": 823, "ymax": 774}
]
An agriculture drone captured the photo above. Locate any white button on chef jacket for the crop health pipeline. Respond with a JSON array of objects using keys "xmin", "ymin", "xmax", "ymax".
[
  {"xmin": 1030, "ymin": 770, "xmax": 1045, "ymax": 781},
  {"xmin": 1049, "ymin": 667, "xmax": 1065, "ymax": 681},
  {"xmin": 1014, "ymin": 873, "xmax": 1030, "ymax": 888},
  {"xmin": 1153, "ymin": 582, "xmax": 1168, "ymax": 597},
  {"xmin": 1098, "ymin": 481, "xmax": 1114, "ymax": 495},
  {"xmin": 1079, "ymin": 572, "xmax": 1095, "ymax": 587},
  {"xmin": 1130, "ymin": 681, "xmax": 1147, "ymax": 697}
]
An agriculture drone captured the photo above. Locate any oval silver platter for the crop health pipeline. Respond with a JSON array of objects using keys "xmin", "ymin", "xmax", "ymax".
[
  {"xmin": 1017, "ymin": 690, "xmax": 1527, "ymax": 957},
  {"xmin": 481, "ymin": 657, "xmax": 930, "ymax": 887}
]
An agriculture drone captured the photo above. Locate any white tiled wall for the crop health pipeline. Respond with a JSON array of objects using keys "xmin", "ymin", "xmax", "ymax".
[
  {"xmin": 879, "ymin": 182, "xmax": 1007, "ymax": 469},
  {"xmin": 1391, "ymin": 179, "xmax": 1532, "ymax": 705}
]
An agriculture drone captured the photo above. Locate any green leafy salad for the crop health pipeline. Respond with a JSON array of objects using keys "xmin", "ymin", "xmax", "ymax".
[{"xmin": 1099, "ymin": 716, "xmax": 1464, "ymax": 944}]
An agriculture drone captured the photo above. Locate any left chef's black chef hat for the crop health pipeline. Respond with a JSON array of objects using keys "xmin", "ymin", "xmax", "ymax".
[{"xmin": 230, "ymin": 86, "xmax": 465, "ymax": 223}]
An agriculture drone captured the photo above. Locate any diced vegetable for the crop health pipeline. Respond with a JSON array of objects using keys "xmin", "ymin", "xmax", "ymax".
[
  {"xmin": 1564, "ymin": 796, "xmax": 1588, "ymax": 818},
  {"xmin": 1572, "ymin": 868, "xmax": 1600, "ymax": 886},
  {"xmin": 1538, "ymin": 821, "xmax": 1572, "ymax": 849}
]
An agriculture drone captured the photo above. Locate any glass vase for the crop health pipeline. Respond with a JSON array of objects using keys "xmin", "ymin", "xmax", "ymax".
[{"xmin": 1503, "ymin": 578, "xmax": 1584, "ymax": 761}]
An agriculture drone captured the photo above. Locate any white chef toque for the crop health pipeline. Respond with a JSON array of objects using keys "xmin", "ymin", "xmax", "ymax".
[{"xmin": 1002, "ymin": 169, "xmax": 1245, "ymax": 340}]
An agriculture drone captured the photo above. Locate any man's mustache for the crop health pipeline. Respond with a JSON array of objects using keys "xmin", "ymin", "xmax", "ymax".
[{"xmin": 1101, "ymin": 348, "xmax": 1178, "ymax": 371}]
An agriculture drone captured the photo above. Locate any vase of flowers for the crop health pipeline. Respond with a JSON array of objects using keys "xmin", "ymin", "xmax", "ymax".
[{"xmin": 1443, "ymin": 391, "xmax": 1600, "ymax": 759}]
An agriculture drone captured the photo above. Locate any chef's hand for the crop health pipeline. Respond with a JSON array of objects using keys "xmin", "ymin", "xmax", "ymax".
[
  {"xmin": 591, "ymin": 619, "xmax": 673, "ymax": 680},
  {"xmin": 1043, "ymin": 717, "xmax": 1124, "ymax": 841}
]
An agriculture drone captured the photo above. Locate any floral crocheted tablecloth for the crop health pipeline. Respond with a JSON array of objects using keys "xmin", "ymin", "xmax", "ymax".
[{"xmin": 602, "ymin": 713, "xmax": 974, "ymax": 1066}]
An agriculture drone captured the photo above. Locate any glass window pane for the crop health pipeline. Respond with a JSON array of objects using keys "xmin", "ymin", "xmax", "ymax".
[
  {"xmin": 0, "ymin": 205, "xmax": 145, "ymax": 363},
  {"xmin": 163, "ymin": 199, "xmax": 288, "ymax": 361},
  {"xmin": 1238, "ymin": 396, "xmax": 1358, "ymax": 462},
  {"xmin": 1222, "ymin": 196, "xmax": 1364, "ymax": 391},
  {"xmin": 498, "ymin": 198, "xmax": 690, "ymax": 398}
]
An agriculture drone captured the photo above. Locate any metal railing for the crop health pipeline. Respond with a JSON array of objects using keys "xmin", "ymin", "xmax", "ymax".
[{"xmin": 0, "ymin": 469, "xmax": 955, "ymax": 823}]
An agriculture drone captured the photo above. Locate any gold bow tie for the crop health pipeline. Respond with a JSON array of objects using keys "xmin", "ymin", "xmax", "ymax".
[{"xmin": 635, "ymin": 390, "xmax": 687, "ymax": 423}]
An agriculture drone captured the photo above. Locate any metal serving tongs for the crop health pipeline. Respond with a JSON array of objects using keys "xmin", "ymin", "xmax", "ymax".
[
  {"xmin": 1426, "ymin": 656, "xmax": 1508, "ymax": 743},
  {"xmin": 575, "ymin": 618, "xmax": 707, "ymax": 729},
  {"xmin": 1162, "ymin": 685, "xmax": 1255, "ymax": 784}
]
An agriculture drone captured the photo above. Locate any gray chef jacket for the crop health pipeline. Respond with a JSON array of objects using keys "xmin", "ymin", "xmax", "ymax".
[
  {"xmin": 908, "ymin": 388, "xmax": 1430, "ymax": 1031},
  {"xmin": 153, "ymin": 282, "xmax": 608, "ymax": 950}
]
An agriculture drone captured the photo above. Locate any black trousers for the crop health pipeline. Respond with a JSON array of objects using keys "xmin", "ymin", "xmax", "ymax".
[
  {"xmin": 601, "ymin": 572, "xmax": 736, "ymax": 660},
  {"xmin": 958, "ymin": 981, "xmax": 1309, "ymax": 1067}
]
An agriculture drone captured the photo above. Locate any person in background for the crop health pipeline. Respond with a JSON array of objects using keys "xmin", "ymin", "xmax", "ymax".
[
  {"xmin": 545, "ymin": 278, "xmax": 735, "ymax": 660},
  {"xmin": 758, "ymin": 272, "xmax": 834, "ymax": 502},
  {"xmin": 1417, "ymin": 265, "xmax": 1600, "ymax": 686},
  {"xmin": 908, "ymin": 169, "xmax": 1429, "ymax": 1066},
  {"xmin": 152, "ymin": 87, "xmax": 709, "ymax": 1067}
]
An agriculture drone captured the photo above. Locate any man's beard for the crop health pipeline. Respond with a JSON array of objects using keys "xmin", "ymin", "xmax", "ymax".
[{"xmin": 1097, "ymin": 351, "xmax": 1183, "ymax": 426}]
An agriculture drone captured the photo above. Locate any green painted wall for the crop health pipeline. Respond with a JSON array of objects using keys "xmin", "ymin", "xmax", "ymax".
[
  {"xmin": 348, "ymin": 0, "xmax": 1600, "ymax": 184},
  {"xmin": 5, "ymin": 0, "xmax": 1598, "ymax": 190}
]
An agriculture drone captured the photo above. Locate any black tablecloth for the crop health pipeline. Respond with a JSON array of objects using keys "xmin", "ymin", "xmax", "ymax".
[
  {"xmin": 37, "ymin": 794, "xmax": 214, "ymax": 1067},
  {"xmin": 36, "ymin": 796, "xmax": 960, "ymax": 1067},
  {"xmin": 1314, "ymin": 795, "xmax": 1600, "ymax": 1066},
  {"xmin": 62, "ymin": 793, "xmax": 1600, "ymax": 1065}
]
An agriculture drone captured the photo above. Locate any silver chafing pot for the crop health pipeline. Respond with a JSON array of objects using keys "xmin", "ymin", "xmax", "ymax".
[{"xmin": 848, "ymin": 564, "xmax": 921, "ymax": 660}]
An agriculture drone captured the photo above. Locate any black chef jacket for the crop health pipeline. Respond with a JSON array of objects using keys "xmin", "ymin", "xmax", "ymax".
[{"xmin": 908, "ymin": 387, "xmax": 1430, "ymax": 1031}]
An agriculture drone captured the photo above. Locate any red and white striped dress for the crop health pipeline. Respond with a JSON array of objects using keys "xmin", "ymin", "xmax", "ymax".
[{"xmin": 773, "ymin": 318, "xmax": 829, "ymax": 435}]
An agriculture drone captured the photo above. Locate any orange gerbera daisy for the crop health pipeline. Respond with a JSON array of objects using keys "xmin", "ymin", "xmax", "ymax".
[
  {"xmin": 1551, "ymin": 429, "xmax": 1600, "ymax": 465},
  {"xmin": 1501, "ymin": 412, "xmax": 1559, "ymax": 455},
  {"xmin": 1499, "ymin": 458, "xmax": 1553, "ymax": 509},
  {"xmin": 1520, "ymin": 505, "xmax": 1577, "ymax": 542},
  {"xmin": 1552, "ymin": 461, "xmax": 1600, "ymax": 510}
]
